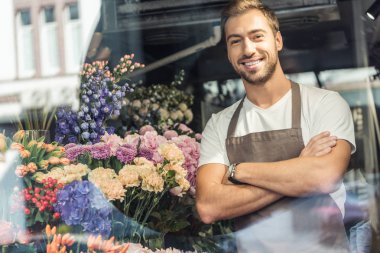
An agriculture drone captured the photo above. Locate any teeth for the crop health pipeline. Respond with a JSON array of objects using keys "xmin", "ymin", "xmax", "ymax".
[{"xmin": 244, "ymin": 60, "xmax": 261, "ymax": 66}]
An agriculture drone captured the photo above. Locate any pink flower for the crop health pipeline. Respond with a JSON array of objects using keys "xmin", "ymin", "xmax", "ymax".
[
  {"xmin": 171, "ymin": 135, "xmax": 200, "ymax": 188},
  {"xmin": 163, "ymin": 130, "xmax": 178, "ymax": 140},
  {"xmin": 140, "ymin": 131, "xmax": 161, "ymax": 150},
  {"xmin": 195, "ymin": 133, "xmax": 202, "ymax": 141},
  {"xmin": 177, "ymin": 123, "xmax": 193, "ymax": 133},
  {"xmin": 169, "ymin": 186, "xmax": 185, "ymax": 197},
  {"xmin": 139, "ymin": 125, "xmax": 155, "ymax": 135},
  {"xmin": 151, "ymin": 151, "xmax": 164, "ymax": 164},
  {"xmin": 123, "ymin": 134, "xmax": 140, "ymax": 147},
  {"xmin": 101, "ymin": 133, "xmax": 123, "ymax": 156},
  {"xmin": 0, "ymin": 220, "xmax": 16, "ymax": 245}
]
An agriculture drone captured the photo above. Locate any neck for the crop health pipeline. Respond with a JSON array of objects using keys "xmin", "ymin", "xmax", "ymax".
[{"xmin": 243, "ymin": 65, "xmax": 291, "ymax": 109}]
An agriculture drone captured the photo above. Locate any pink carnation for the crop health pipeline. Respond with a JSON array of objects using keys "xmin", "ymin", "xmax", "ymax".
[
  {"xmin": 124, "ymin": 134, "xmax": 140, "ymax": 148},
  {"xmin": 139, "ymin": 125, "xmax": 155, "ymax": 135},
  {"xmin": 101, "ymin": 133, "xmax": 123, "ymax": 156},
  {"xmin": 171, "ymin": 135, "xmax": 200, "ymax": 188},
  {"xmin": 141, "ymin": 131, "xmax": 167, "ymax": 151},
  {"xmin": 177, "ymin": 123, "xmax": 193, "ymax": 133},
  {"xmin": 163, "ymin": 130, "xmax": 178, "ymax": 140}
]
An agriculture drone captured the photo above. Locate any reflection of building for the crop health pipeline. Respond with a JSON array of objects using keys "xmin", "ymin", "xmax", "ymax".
[{"xmin": 0, "ymin": 0, "xmax": 100, "ymax": 124}]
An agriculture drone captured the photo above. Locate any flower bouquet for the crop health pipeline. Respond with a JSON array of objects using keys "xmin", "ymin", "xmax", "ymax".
[
  {"xmin": 61, "ymin": 128, "xmax": 196, "ymax": 245},
  {"xmin": 55, "ymin": 54, "xmax": 144, "ymax": 145},
  {"xmin": 111, "ymin": 70, "xmax": 194, "ymax": 136},
  {"xmin": 8, "ymin": 130, "xmax": 69, "ymax": 227}
]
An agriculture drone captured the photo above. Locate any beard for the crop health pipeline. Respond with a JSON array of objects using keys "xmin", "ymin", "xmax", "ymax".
[{"xmin": 236, "ymin": 55, "xmax": 278, "ymax": 85}]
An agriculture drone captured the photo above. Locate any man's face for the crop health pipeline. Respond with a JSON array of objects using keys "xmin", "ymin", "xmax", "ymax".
[{"xmin": 225, "ymin": 9, "xmax": 283, "ymax": 85}]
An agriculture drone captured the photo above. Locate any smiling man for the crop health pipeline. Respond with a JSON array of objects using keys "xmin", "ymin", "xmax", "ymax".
[{"xmin": 196, "ymin": 0, "xmax": 356, "ymax": 252}]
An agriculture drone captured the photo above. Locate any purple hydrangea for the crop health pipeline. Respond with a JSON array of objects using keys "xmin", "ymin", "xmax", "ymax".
[{"xmin": 54, "ymin": 180, "xmax": 112, "ymax": 237}]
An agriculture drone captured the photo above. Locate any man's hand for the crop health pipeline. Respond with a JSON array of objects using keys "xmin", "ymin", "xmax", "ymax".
[
  {"xmin": 224, "ymin": 132, "xmax": 337, "ymax": 184},
  {"xmin": 300, "ymin": 131, "xmax": 337, "ymax": 157}
]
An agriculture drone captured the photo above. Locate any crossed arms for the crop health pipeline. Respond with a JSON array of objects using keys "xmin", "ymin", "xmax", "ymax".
[{"xmin": 195, "ymin": 132, "xmax": 352, "ymax": 224}]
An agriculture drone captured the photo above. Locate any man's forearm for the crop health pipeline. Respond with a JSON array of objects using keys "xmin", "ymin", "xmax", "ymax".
[
  {"xmin": 234, "ymin": 140, "xmax": 351, "ymax": 196},
  {"xmin": 196, "ymin": 164, "xmax": 282, "ymax": 223}
]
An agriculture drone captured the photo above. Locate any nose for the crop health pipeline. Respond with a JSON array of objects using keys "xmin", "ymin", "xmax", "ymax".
[{"xmin": 242, "ymin": 39, "xmax": 256, "ymax": 57}]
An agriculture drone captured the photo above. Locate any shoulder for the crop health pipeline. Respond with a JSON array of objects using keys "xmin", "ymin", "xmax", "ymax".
[
  {"xmin": 207, "ymin": 99, "xmax": 242, "ymax": 126},
  {"xmin": 300, "ymin": 84, "xmax": 338, "ymax": 100},
  {"xmin": 299, "ymin": 84, "xmax": 347, "ymax": 109}
]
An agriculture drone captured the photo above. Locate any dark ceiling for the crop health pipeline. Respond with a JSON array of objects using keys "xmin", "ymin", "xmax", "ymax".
[{"xmin": 92, "ymin": 0, "xmax": 380, "ymax": 85}]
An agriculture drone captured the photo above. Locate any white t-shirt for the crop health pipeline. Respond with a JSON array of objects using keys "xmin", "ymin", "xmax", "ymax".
[{"xmin": 199, "ymin": 84, "xmax": 356, "ymax": 216}]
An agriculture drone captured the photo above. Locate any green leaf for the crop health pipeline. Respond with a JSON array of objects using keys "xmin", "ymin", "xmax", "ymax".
[
  {"xmin": 149, "ymin": 212, "xmax": 161, "ymax": 219},
  {"xmin": 171, "ymin": 221, "xmax": 190, "ymax": 231},
  {"xmin": 34, "ymin": 211, "xmax": 44, "ymax": 223}
]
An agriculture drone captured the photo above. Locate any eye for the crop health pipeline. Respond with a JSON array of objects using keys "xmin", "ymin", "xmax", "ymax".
[
  {"xmin": 254, "ymin": 34, "xmax": 264, "ymax": 40},
  {"xmin": 230, "ymin": 39, "xmax": 241, "ymax": 45}
]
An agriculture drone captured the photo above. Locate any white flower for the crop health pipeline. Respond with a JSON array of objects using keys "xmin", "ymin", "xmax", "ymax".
[
  {"xmin": 178, "ymin": 103, "xmax": 188, "ymax": 112},
  {"xmin": 132, "ymin": 100, "xmax": 142, "ymax": 108},
  {"xmin": 159, "ymin": 108, "xmax": 169, "ymax": 120},
  {"xmin": 184, "ymin": 109, "xmax": 193, "ymax": 123}
]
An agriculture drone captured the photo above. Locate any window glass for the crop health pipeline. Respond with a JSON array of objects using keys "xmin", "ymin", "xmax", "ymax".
[
  {"xmin": 40, "ymin": 6, "xmax": 59, "ymax": 76},
  {"xmin": 16, "ymin": 9, "xmax": 35, "ymax": 78},
  {"xmin": 44, "ymin": 6, "xmax": 55, "ymax": 23},
  {"xmin": 19, "ymin": 9, "xmax": 31, "ymax": 26},
  {"xmin": 68, "ymin": 3, "xmax": 79, "ymax": 20},
  {"xmin": 0, "ymin": 1, "xmax": 379, "ymax": 253}
]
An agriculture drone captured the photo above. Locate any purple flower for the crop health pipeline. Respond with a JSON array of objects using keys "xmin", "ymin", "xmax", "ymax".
[
  {"xmin": 55, "ymin": 180, "xmax": 112, "ymax": 237},
  {"xmin": 138, "ymin": 147, "xmax": 154, "ymax": 161},
  {"xmin": 116, "ymin": 144, "xmax": 137, "ymax": 163},
  {"xmin": 68, "ymin": 136, "xmax": 78, "ymax": 143},
  {"xmin": 65, "ymin": 145, "xmax": 87, "ymax": 161},
  {"xmin": 90, "ymin": 143, "xmax": 111, "ymax": 160},
  {"xmin": 102, "ymin": 106, "xmax": 110, "ymax": 114},
  {"xmin": 74, "ymin": 126, "xmax": 81, "ymax": 134},
  {"xmin": 82, "ymin": 132, "xmax": 90, "ymax": 140},
  {"xmin": 78, "ymin": 111, "xmax": 84, "ymax": 118},
  {"xmin": 64, "ymin": 143, "xmax": 77, "ymax": 150},
  {"xmin": 90, "ymin": 132, "xmax": 98, "ymax": 140}
]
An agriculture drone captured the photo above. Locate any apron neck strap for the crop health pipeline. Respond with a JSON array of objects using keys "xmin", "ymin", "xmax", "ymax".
[
  {"xmin": 291, "ymin": 81, "xmax": 301, "ymax": 129},
  {"xmin": 226, "ymin": 81, "xmax": 302, "ymax": 138}
]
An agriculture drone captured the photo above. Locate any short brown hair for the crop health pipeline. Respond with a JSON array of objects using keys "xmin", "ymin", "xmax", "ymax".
[{"xmin": 221, "ymin": 0, "xmax": 279, "ymax": 35}]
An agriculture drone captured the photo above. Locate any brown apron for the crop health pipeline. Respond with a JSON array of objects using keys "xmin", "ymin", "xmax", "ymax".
[{"xmin": 225, "ymin": 82, "xmax": 350, "ymax": 253}]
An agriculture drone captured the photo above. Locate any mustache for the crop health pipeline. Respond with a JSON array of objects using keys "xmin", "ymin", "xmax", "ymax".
[{"xmin": 238, "ymin": 55, "xmax": 262, "ymax": 63}]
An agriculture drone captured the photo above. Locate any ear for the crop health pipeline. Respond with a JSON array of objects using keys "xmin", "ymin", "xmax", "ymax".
[{"xmin": 275, "ymin": 31, "xmax": 283, "ymax": 51}]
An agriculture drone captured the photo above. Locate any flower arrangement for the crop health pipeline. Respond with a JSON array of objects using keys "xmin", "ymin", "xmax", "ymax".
[
  {"xmin": 55, "ymin": 54, "xmax": 144, "ymax": 145},
  {"xmin": 8, "ymin": 130, "xmax": 68, "ymax": 226},
  {"xmin": 56, "ymin": 128, "xmax": 201, "ymax": 246},
  {"xmin": 63, "ymin": 129, "xmax": 192, "ymax": 209},
  {"xmin": 113, "ymin": 70, "xmax": 194, "ymax": 135}
]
